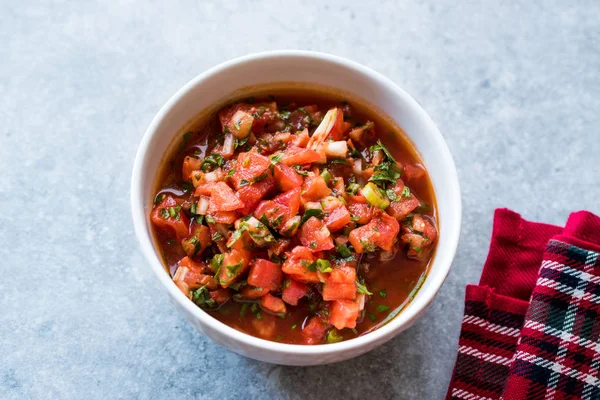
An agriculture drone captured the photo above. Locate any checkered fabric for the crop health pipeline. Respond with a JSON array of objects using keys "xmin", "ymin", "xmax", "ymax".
[
  {"xmin": 447, "ymin": 285, "xmax": 529, "ymax": 399},
  {"xmin": 447, "ymin": 210, "xmax": 600, "ymax": 400},
  {"xmin": 502, "ymin": 240, "xmax": 600, "ymax": 399}
]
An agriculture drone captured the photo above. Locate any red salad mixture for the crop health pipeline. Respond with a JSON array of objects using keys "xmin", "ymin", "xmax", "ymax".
[{"xmin": 150, "ymin": 94, "xmax": 438, "ymax": 344}]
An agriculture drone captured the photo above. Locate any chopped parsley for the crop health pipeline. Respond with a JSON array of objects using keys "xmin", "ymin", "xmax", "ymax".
[
  {"xmin": 301, "ymin": 208, "xmax": 324, "ymax": 224},
  {"xmin": 292, "ymin": 165, "xmax": 308, "ymax": 176},
  {"xmin": 240, "ymin": 303, "xmax": 249, "ymax": 317},
  {"xmin": 211, "ymin": 231, "xmax": 223, "ymax": 241},
  {"xmin": 191, "ymin": 286, "xmax": 217, "ymax": 309},
  {"xmin": 376, "ymin": 304, "xmax": 390, "ymax": 313},
  {"xmin": 154, "ymin": 193, "xmax": 166, "ymax": 205},
  {"xmin": 200, "ymin": 153, "xmax": 225, "ymax": 172},
  {"xmin": 368, "ymin": 313, "xmax": 377, "ymax": 322},
  {"xmin": 379, "ymin": 289, "xmax": 387, "ymax": 298},
  {"xmin": 401, "ymin": 186, "xmax": 411, "ymax": 198},
  {"xmin": 269, "ymin": 153, "xmax": 283, "ymax": 165},
  {"xmin": 226, "ymin": 261, "xmax": 244, "ymax": 278}
]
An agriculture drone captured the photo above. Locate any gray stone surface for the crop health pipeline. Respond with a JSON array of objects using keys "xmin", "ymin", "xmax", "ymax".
[{"xmin": 1, "ymin": 1, "xmax": 599, "ymax": 399}]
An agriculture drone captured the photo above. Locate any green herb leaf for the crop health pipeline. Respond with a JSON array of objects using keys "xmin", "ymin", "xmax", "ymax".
[
  {"xmin": 356, "ymin": 280, "xmax": 373, "ymax": 295},
  {"xmin": 379, "ymin": 289, "xmax": 387, "ymax": 298},
  {"xmin": 269, "ymin": 153, "xmax": 283, "ymax": 165},
  {"xmin": 370, "ymin": 140, "xmax": 397, "ymax": 164},
  {"xmin": 316, "ymin": 259, "xmax": 332, "ymax": 273},
  {"xmin": 337, "ymin": 244, "xmax": 353, "ymax": 258},
  {"xmin": 154, "ymin": 193, "xmax": 166, "ymax": 205},
  {"xmin": 346, "ymin": 183, "xmax": 360, "ymax": 195},
  {"xmin": 212, "ymin": 231, "xmax": 223, "ymax": 241},
  {"xmin": 386, "ymin": 189, "xmax": 400, "ymax": 202},
  {"xmin": 292, "ymin": 165, "xmax": 309, "ymax": 176},
  {"xmin": 210, "ymin": 254, "xmax": 224, "ymax": 275},
  {"xmin": 227, "ymin": 169, "xmax": 236, "ymax": 177},
  {"xmin": 376, "ymin": 304, "xmax": 390, "ymax": 313},
  {"xmin": 191, "ymin": 286, "xmax": 217, "ymax": 309},
  {"xmin": 201, "ymin": 153, "xmax": 225, "ymax": 172},
  {"xmin": 226, "ymin": 261, "xmax": 244, "ymax": 278},
  {"xmin": 240, "ymin": 303, "xmax": 249, "ymax": 317},
  {"xmin": 401, "ymin": 186, "xmax": 411, "ymax": 198},
  {"xmin": 300, "ymin": 208, "xmax": 324, "ymax": 225}
]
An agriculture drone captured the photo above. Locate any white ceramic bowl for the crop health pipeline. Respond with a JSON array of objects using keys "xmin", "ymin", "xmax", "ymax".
[{"xmin": 131, "ymin": 50, "xmax": 461, "ymax": 366}]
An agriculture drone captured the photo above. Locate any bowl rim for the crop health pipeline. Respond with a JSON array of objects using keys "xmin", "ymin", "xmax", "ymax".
[{"xmin": 131, "ymin": 50, "xmax": 462, "ymax": 355}]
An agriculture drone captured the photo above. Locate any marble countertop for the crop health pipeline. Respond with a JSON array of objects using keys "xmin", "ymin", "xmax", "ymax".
[{"xmin": 1, "ymin": 1, "xmax": 598, "ymax": 399}]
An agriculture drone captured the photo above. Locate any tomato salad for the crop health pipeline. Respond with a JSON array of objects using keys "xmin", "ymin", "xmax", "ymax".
[{"xmin": 150, "ymin": 94, "xmax": 438, "ymax": 344}]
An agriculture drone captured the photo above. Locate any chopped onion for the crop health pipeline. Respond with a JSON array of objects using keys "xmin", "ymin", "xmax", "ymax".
[
  {"xmin": 230, "ymin": 110, "xmax": 254, "ymax": 138},
  {"xmin": 357, "ymin": 294, "xmax": 366, "ymax": 310},
  {"xmin": 222, "ymin": 133, "xmax": 235, "ymax": 158},
  {"xmin": 352, "ymin": 158, "xmax": 362, "ymax": 176},
  {"xmin": 203, "ymin": 169, "xmax": 221, "ymax": 182},
  {"xmin": 197, "ymin": 196, "xmax": 210, "ymax": 215},
  {"xmin": 324, "ymin": 141, "xmax": 347, "ymax": 158}
]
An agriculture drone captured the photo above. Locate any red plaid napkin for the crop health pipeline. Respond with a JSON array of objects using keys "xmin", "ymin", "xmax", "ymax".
[{"xmin": 446, "ymin": 209, "xmax": 600, "ymax": 400}]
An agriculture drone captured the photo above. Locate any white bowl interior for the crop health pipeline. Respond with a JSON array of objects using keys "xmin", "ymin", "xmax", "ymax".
[{"xmin": 131, "ymin": 51, "xmax": 461, "ymax": 365}]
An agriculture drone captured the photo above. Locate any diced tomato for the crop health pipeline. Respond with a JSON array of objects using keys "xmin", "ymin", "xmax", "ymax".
[
  {"xmin": 292, "ymin": 128, "xmax": 310, "ymax": 147},
  {"xmin": 282, "ymin": 279, "xmax": 308, "ymax": 306},
  {"xmin": 348, "ymin": 210, "xmax": 400, "ymax": 253},
  {"xmin": 150, "ymin": 196, "xmax": 190, "ymax": 241},
  {"xmin": 387, "ymin": 196, "xmax": 420, "ymax": 221},
  {"xmin": 348, "ymin": 196, "xmax": 374, "ymax": 224},
  {"xmin": 181, "ymin": 224, "xmax": 211, "ymax": 257},
  {"xmin": 209, "ymin": 288, "xmax": 231, "ymax": 304},
  {"xmin": 273, "ymin": 187, "xmax": 301, "ymax": 217},
  {"xmin": 302, "ymin": 316, "xmax": 328, "ymax": 345},
  {"xmin": 235, "ymin": 178, "xmax": 277, "ymax": 216},
  {"xmin": 373, "ymin": 212, "xmax": 400, "ymax": 251},
  {"xmin": 230, "ymin": 152, "xmax": 271, "ymax": 190},
  {"xmin": 322, "ymin": 266, "xmax": 357, "ymax": 301},
  {"xmin": 301, "ymin": 174, "xmax": 331, "ymax": 202},
  {"xmin": 219, "ymin": 103, "xmax": 276, "ymax": 135},
  {"xmin": 386, "ymin": 179, "xmax": 420, "ymax": 220},
  {"xmin": 248, "ymin": 259, "xmax": 283, "ymax": 291},
  {"xmin": 321, "ymin": 197, "xmax": 351, "ymax": 232},
  {"xmin": 325, "ymin": 206, "xmax": 351, "ymax": 232},
  {"xmin": 226, "ymin": 228, "xmax": 252, "ymax": 251},
  {"xmin": 281, "ymin": 145, "xmax": 322, "ymax": 166},
  {"xmin": 260, "ymin": 293, "xmax": 287, "ymax": 315},
  {"xmin": 178, "ymin": 256, "xmax": 206, "ymax": 272},
  {"xmin": 205, "ymin": 182, "xmax": 245, "ymax": 212},
  {"xmin": 253, "ymin": 200, "xmax": 290, "ymax": 228},
  {"xmin": 281, "ymin": 246, "xmax": 320, "ymax": 283},
  {"xmin": 328, "ymin": 299, "xmax": 361, "ymax": 330},
  {"xmin": 194, "ymin": 182, "xmax": 215, "ymax": 196},
  {"xmin": 274, "ymin": 163, "xmax": 304, "ymax": 191},
  {"xmin": 218, "ymin": 249, "xmax": 251, "ymax": 288},
  {"xmin": 403, "ymin": 163, "xmax": 426, "ymax": 181},
  {"xmin": 207, "ymin": 210, "xmax": 238, "ymax": 224},
  {"xmin": 251, "ymin": 312, "xmax": 276, "ymax": 339},
  {"xmin": 240, "ymin": 285, "xmax": 268, "ymax": 299},
  {"xmin": 269, "ymin": 238, "xmax": 291, "ymax": 256},
  {"xmin": 182, "ymin": 156, "xmax": 202, "ymax": 181},
  {"xmin": 173, "ymin": 257, "xmax": 214, "ymax": 294},
  {"xmin": 299, "ymin": 216, "xmax": 334, "ymax": 252}
]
